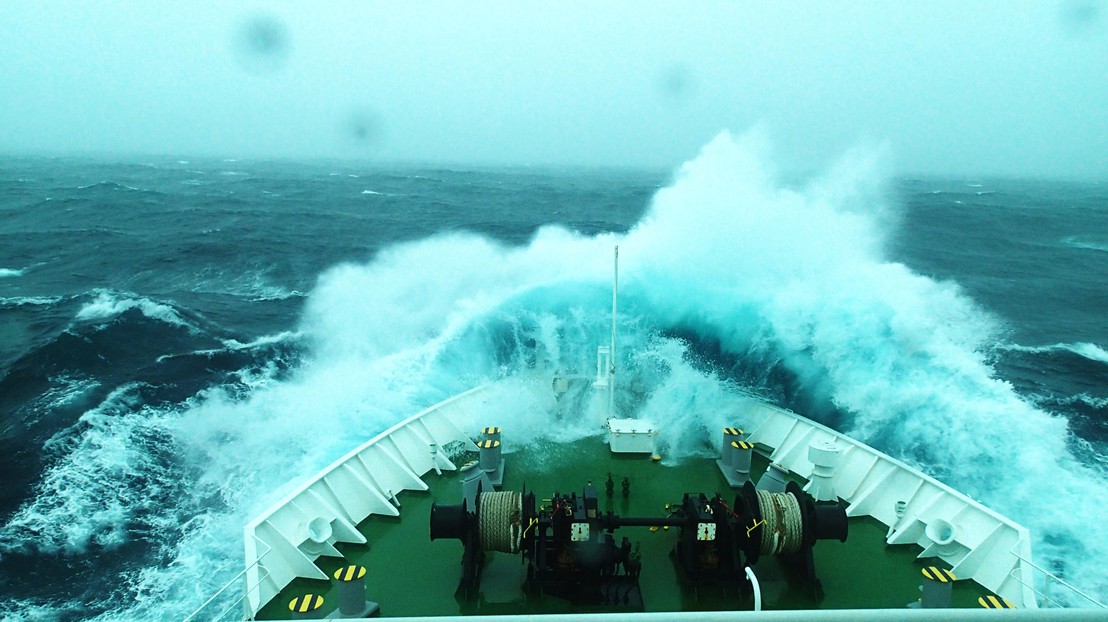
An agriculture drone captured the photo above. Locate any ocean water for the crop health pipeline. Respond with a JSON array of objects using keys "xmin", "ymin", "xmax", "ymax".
[{"xmin": 0, "ymin": 132, "xmax": 1105, "ymax": 619}]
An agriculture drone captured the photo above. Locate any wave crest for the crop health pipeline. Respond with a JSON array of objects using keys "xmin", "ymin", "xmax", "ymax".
[{"xmin": 75, "ymin": 290, "xmax": 195, "ymax": 330}]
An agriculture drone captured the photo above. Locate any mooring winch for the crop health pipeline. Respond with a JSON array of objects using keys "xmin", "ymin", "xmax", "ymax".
[{"xmin": 430, "ymin": 478, "xmax": 848, "ymax": 606}]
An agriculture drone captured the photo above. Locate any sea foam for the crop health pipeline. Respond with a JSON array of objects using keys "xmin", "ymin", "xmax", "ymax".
[
  {"xmin": 75, "ymin": 290, "xmax": 194, "ymax": 329},
  {"xmin": 1002, "ymin": 341, "xmax": 1108, "ymax": 365}
]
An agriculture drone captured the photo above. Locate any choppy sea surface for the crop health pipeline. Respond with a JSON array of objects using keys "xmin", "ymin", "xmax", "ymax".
[{"xmin": 1, "ymin": 133, "xmax": 1105, "ymax": 619}]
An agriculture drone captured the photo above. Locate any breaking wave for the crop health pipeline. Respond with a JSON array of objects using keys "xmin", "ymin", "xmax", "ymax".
[
  {"xmin": 75, "ymin": 290, "xmax": 195, "ymax": 330},
  {"xmin": 0, "ymin": 384, "xmax": 184, "ymax": 556},
  {"xmin": 294, "ymin": 130, "xmax": 1108, "ymax": 604},
  {"xmin": 0, "ymin": 296, "xmax": 62, "ymax": 307},
  {"xmin": 1014, "ymin": 342, "xmax": 1108, "ymax": 365}
]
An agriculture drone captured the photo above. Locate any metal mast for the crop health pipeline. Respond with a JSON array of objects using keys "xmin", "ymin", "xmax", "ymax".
[{"xmin": 609, "ymin": 245, "xmax": 618, "ymax": 418}]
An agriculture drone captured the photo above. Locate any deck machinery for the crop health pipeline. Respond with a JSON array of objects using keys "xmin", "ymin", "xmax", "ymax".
[{"xmin": 430, "ymin": 479, "xmax": 848, "ymax": 608}]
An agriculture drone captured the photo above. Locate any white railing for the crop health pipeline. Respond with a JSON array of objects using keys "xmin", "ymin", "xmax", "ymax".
[
  {"xmin": 1005, "ymin": 543, "xmax": 1106, "ymax": 609},
  {"xmin": 183, "ymin": 535, "xmax": 272, "ymax": 622}
]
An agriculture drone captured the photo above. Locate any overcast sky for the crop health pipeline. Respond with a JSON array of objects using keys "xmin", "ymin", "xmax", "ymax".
[{"xmin": 1, "ymin": 1, "xmax": 1106, "ymax": 178}]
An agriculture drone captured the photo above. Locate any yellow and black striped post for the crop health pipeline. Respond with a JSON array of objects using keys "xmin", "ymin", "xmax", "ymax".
[
  {"xmin": 978, "ymin": 594, "xmax": 1015, "ymax": 609},
  {"xmin": 732, "ymin": 440, "xmax": 754, "ymax": 483},
  {"xmin": 920, "ymin": 566, "xmax": 956, "ymax": 608},
  {"xmin": 332, "ymin": 564, "xmax": 379, "ymax": 617},
  {"xmin": 481, "ymin": 426, "xmax": 501, "ymax": 443},
  {"xmin": 721, "ymin": 427, "xmax": 744, "ymax": 466},
  {"xmin": 477, "ymin": 427, "xmax": 505, "ymax": 486},
  {"xmin": 479, "ymin": 438, "xmax": 501, "ymax": 473},
  {"xmin": 288, "ymin": 594, "xmax": 324, "ymax": 619}
]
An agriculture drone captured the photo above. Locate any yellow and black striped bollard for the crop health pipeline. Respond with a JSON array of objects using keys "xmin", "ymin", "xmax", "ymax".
[
  {"xmin": 920, "ymin": 566, "xmax": 956, "ymax": 608},
  {"xmin": 732, "ymin": 440, "xmax": 754, "ymax": 483},
  {"xmin": 722, "ymin": 427, "xmax": 743, "ymax": 464},
  {"xmin": 288, "ymin": 594, "xmax": 324, "ymax": 619},
  {"xmin": 481, "ymin": 426, "xmax": 501, "ymax": 443},
  {"xmin": 333, "ymin": 564, "xmax": 380, "ymax": 618},
  {"xmin": 979, "ymin": 594, "xmax": 1015, "ymax": 609}
]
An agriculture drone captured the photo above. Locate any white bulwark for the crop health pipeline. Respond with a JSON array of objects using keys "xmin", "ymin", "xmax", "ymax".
[
  {"xmin": 224, "ymin": 380, "xmax": 1096, "ymax": 618},
  {"xmin": 240, "ymin": 385, "xmax": 493, "ymax": 619},
  {"xmin": 740, "ymin": 398, "xmax": 1039, "ymax": 609}
]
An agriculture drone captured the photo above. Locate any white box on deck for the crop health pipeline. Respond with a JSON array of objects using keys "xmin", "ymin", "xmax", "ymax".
[{"xmin": 607, "ymin": 418, "xmax": 656, "ymax": 453}]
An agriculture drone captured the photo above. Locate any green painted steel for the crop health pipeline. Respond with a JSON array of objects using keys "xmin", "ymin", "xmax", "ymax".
[{"xmin": 257, "ymin": 437, "xmax": 993, "ymax": 619}]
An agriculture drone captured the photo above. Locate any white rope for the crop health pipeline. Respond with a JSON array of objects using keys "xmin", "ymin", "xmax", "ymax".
[
  {"xmin": 478, "ymin": 491, "xmax": 522, "ymax": 553},
  {"xmin": 756, "ymin": 490, "xmax": 803, "ymax": 555}
]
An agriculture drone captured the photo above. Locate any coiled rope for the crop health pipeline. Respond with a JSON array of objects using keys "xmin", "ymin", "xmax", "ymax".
[
  {"xmin": 755, "ymin": 490, "xmax": 803, "ymax": 555},
  {"xmin": 478, "ymin": 491, "xmax": 522, "ymax": 553}
]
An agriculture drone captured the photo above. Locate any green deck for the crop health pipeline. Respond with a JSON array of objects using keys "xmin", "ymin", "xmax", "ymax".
[{"xmin": 257, "ymin": 437, "xmax": 993, "ymax": 619}]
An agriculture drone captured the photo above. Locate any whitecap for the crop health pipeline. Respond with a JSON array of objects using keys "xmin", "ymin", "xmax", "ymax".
[
  {"xmin": 75, "ymin": 290, "xmax": 195, "ymax": 330},
  {"xmin": 0, "ymin": 383, "xmax": 179, "ymax": 556},
  {"xmin": 1001, "ymin": 341, "xmax": 1108, "ymax": 365},
  {"xmin": 17, "ymin": 375, "xmax": 103, "ymax": 427},
  {"xmin": 155, "ymin": 331, "xmax": 302, "ymax": 363},
  {"xmin": 1047, "ymin": 393, "xmax": 1108, "ymax": 410},
  {"xmin": 1071, "ymin": 342, "xmax": 1108, "ymax": 364},
  {"xmin": 0, "ymin": 267, "xmax": 25, "ymax": 278},
  {"xmin": 1, "ymin": 295, "xmax": 62, "ymax": 306},
  {"xmin": 220, "ymin": 330, "xmax": 301, "ymax": 351}
]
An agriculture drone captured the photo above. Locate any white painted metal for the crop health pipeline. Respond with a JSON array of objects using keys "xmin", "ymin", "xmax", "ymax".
[
  {"xmin": 609, "ymin": 245, "xmax": 618, "ymax": 419},
  {"xmin": 744, "ymin": 567, "xmax": 762, "ymax": 612},
  {"xmin": 607, "ymin": 418, "xmax": 656, "ymax": 453},
  {"xmin": 740, "ymin": 398, "xmax": 1038, "ymax": 609},
  {"xmin": 805, "ymin": 439, "xmax": 840, "ymax": 502},
  {"xmin": 241, "ymin": 385, "xmax": 493, "ymax": 619}
]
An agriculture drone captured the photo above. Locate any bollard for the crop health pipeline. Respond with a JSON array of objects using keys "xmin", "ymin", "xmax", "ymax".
[
  {"xmin": 920, "ymin": 566, "xmax": 956, "ymax": 608},
  {"xmin": 481, "ymin": 426, "xmax": 501, "ymax": 443},
  {"xmin": 721, "ymin": 427, "xmax": 743, "ymax": 465},
  {"xmin": 716, "ymin": 427, "xmax": 747, "ymax": 488},
  {"xmin": 978, "ymin": 594, "xmax": 1015, "ymax": 609},
  {"xmin": 732, "ymin": 441, "xmax": 753, "ymax": 485},
  {"xmin": 479, "ymin": 439, "xmax": 501, "ymax": 472},
  {"xmin": 478, "ymin": 427, "xmax": 505, "ymax": 486},
  {"xmin": 331, "ymin": 564, "xmax": 380, "ymax": 618},
  {"xmin": 756, "ymin": 462, "xmax": 788, "ymax": 493},
  {"xmin": 806, "ymin": 439, "xmax": 841, "ymax": 502},
  {"xmin": 288, "ymin": 594, "xmax": 324, "ymax": 619}
]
